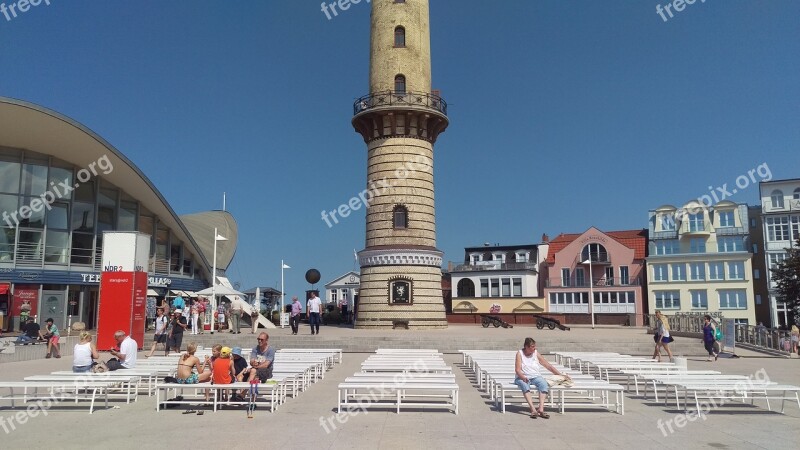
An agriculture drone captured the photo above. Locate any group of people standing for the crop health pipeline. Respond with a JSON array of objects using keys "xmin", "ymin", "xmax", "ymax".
[{"xmin": 651, "ymin": 310, "xmax": 725, "ymax": 362}]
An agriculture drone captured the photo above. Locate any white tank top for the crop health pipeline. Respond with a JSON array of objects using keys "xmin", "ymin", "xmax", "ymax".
[
  {"xmin": 73, "ymin": 342, "xmax": 93, "ymax": 366},
  {"xmin": 519, "ymin": 349, "xmax": 544, "ymax": 378}
]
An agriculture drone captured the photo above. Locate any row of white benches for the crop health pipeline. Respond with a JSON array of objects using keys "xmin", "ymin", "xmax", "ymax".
[
  {"xmin": 460, "ymin": 350, "xmax": 625, "ymax": 415},
  {"xmin": 0, "ymin": 348, "xmax": 342, "ymax": 414},
  {"xmin": 338, "ymin": 349, "xmax": 459, "ymax": 414},
  {"xmin": 554, "ymin": 352, "xmax": 800, "ymax": 415}
]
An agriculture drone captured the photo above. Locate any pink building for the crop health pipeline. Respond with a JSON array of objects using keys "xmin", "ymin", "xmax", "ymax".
[{"xmin": 543, "ymin": 227, "xmax": 648, "ymax": 326}]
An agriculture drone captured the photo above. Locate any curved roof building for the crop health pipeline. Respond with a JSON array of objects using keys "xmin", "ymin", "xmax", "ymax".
[{"xmin": 0, "ymin": 97, "xmax": 237, "ymax": 330}]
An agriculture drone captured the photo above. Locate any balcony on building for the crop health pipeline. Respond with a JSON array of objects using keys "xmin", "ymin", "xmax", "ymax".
[
  {"xmin": 545, "ymin": 277, "xmax": 641, "ymax": 288},
  {"xmin": 353, "ymin": 90, "xmax": 448, "ymax": 118},
  {"xmin": 450, "ymin": 260, "xmax": 538, "ymax": 273}
]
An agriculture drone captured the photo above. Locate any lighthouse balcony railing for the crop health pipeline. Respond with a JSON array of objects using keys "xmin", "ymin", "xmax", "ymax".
[{"xmin": 353, "ymin": 90, "xmax": 447, "ymax": 116}]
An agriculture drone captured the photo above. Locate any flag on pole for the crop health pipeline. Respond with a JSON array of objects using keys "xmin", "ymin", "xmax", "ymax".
[{"xmin": 282, "ymin": 263, "xmax": 291, "ymax": 269}]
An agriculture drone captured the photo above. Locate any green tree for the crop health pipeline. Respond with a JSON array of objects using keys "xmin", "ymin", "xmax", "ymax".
[{"xmin": 771, "ymin": 238, "xmax": 800, "ymax": 326}]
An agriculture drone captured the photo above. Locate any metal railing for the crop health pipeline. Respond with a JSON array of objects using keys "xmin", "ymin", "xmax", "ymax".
[
  {"xmin": 353, "ymin": 90, "xmax": 447, "ymax": 116},
  {"xmin": 451, "ymin": 261, "xmax": 538, "ymax": 272},
  {"xmin": 648, "ymin": 313, "xmax": 796, "ymax": 356},
  {"xmin": 715, "ymin": 226, "xmax": 748, "ymax": 236},
  {"xmin": 545, "ymin": 277, "xmax": 641, "ymax": 288}
]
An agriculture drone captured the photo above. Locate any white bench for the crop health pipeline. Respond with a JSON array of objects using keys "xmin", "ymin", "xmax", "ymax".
[
  {"xmin": 0, "ymin": 381, "xmax": 114, "ymax": 414},
  {"xmin": 24, "ymin": 374, "xmax": 139, "ymax": 403},
  {"xmin": 155, "ymin": 381, "xmax": 283, "ymax": 412},
  {"xmin": 338, "ymin": 380, "xmax": 459, "ymax": 414},
  {"xmin": 494, "ymin": 379, "xmax": 625, "ymax": 415}
]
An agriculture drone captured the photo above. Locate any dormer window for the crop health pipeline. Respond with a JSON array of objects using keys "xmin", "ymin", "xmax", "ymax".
[{"xmin": 515, "ymin": 251, "xmax": 529, "ymax": 262}]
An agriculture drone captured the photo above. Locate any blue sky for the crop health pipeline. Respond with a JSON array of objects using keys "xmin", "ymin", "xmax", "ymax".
[{"xmin": 2, "ymin": 1, "xmax": 798, "ymax": 299}]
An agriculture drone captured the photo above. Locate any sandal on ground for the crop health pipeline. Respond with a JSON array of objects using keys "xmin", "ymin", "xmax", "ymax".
[
  {"xmin": 538, "ymin": 411, "xmax": 550, "ymax": 419},
  {"xmin": 45, "ymin": 354, "xmax": 51, "ymax": 359},
  {"xmin": 197, "ymin": 411, "xmax": 204, "ymax": 415},
  {"xmin": 182, "ymin": 409, "xmax": 196, "ymax": 414},
  {"xmin": 529, "ymin": 413, "xmax": 538, "ymax": 419}
]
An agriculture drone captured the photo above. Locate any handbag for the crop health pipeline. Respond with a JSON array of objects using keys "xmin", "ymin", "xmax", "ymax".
[
  {"xmin": 164, "ymin": 376, "xmax": 178, "ymax": 383},
  {"xmin": 715, "ymin": 327, "xmax": 724, "ymax": 341},
  {"xmin": 92, "ymin": 361, "xmax": 108, "ymax": 373}
]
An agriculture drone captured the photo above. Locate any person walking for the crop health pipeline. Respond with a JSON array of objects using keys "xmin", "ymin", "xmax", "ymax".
[
  {"xmin": 231, "ymin": 300, "xmax": 242, "ymax": 334},
  {"xmin": 145, "ymin": 307, "xmax": 168, "ymax": 358},
  {"xmin": 167, "ymin": 309, "xmax": 188, "ymax": 353},
  {"xmin": 290, "ymin": 296, "xmax": 302, "ymax": 335},
  {"xmin": 702, "ymin": 315, "xmax": 718, "ymax": 362},
  {"xmin": 307, "ymin": 293, "xmax": 322, "ymax": 335},
  {"xmin": 190, "ymin": 301, "xmax": 199, "ymax": 335},
  {"xmin": 651, "ymin": 310, "xmax": 674, "ymax": 362}
]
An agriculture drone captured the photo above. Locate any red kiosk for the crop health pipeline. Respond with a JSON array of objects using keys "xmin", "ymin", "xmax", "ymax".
[{"xmin": 96, "ymin": 232, "xmax": 150, "ymax": 350}]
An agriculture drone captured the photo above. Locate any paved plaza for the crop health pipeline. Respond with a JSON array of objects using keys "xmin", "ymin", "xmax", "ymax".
[{"xmin": 1, "ymin": 326, "xmax": 798, "ymax": 450}]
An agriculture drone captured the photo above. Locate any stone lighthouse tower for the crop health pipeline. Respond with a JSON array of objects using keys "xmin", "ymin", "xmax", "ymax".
[{"xmin": 352, "ymin": 0, "xmax": 449, "ymax": 329}]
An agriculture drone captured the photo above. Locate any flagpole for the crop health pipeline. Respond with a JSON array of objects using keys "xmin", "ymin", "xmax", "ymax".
[{"xmin": 281, "ymin": 260, "xmax": 285, "ymax": 326}]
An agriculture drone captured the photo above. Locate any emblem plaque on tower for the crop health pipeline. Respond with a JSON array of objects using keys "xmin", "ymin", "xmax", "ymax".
[{"xmin": 389, "ymin": 278, "xmax": 412, "ymax": 305}]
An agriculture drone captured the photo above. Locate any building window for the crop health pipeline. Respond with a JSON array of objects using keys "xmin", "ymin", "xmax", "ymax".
[
  {"xmin": 756, "ymin": 294, "xmax": 762, "ymax": 305},
  {"xmin": 456, "ymin": 279, "xmax": 475, "ymax": 297},
  {"xmin": 766, "ymin": 216, "xmax": 790, "ymax": 241},
  {"xmin": 561, "ymin": 268, "xmax": 570, "ymax": 287},
  {"xmin": 512, "ymin": 278, "xmax": 522, "ymax": 296},
  {"xmin": 394, "ymin": 26, "xmax": 405, "ymax": 47},
  {"xmin": 654, "ymin": 291, "xmax": 680, "ymax": 310},
  {"xmin": 394, "ymin": 75, "xmax": 406, "ymax": 93},
  {"xmin": 604, "ymin": 266, "xmax": 614, "ymax": 285},
  {"xmin": 515, "ymin": 251, "xmax": 529, "ymax": 262},
  {"xmin": 708, "ymin": 262, "xmax": 725, "ymax": 280},
  {"xmin": 653, "ymin": 239, "xmax": 679, "ymax": 255},
  {"xmin": 717, "ymin": 236, "xmax": 744, "ymax": 252},
  {"xmin": 493, "ymin": 253, "xmax": 505, "ymax": 263},
  {"xmin": 619, "ymin": 266, "xmax": 629, "ymax": 285},
  {"xmin": 727, "ymin": 261, "xmax": 745, "ymax": 280},
  {"xmin": 688, "ymin": 213, "xmax": 704, "ymax": 232},
  {"xmin": 661, "ymin": 214, "xmax": 676, "ymax": 231},
  {"xmin": 501, "ymin": 279, "xmax": 511, "ymax": 296},
  {"xmin": 719, "ymin": 289, "xmax": 747, "ymax": 309},
  {"xmin": 480, "ymin": 279, "xmax": 488, "ymax": 297},
  {"xmin": 689, "ymin": 238, "xmax": 706, "ymax": 253},
  {"xmin": 718, "ymin": 210, "xmax": 734, "ymax": 227},
  {"xmin": 752, "ymin": 244, "xmax": 758, "ymax": 254},
  {"xmin": 794, "ymin": 188, "xmax": 800, "ymax": 200},
  {"xmin": 690, "ymin": 290, "xmax": 708, "ymax": 309},
  {"xmin": 490, "ymin": 278, "xmax": 499, "ymax": 297},
  {"xmin": 653, "ymin": 264, "xmax": 668, "ymax": 282},
  {"xmin": 392, "ymin": 205, "xmax": 408, "ymax": 229},
  {"xmin": 331, "ymin": 290, "xmax": 338, "ymax": 304},
  {"xmin": 754, "ymin": 269, "xmax": 760, "ymax": 279},
  {"xmin": 793, "ymin": 216, "xmax": 800, "ymax": 240},
  {"xmin": 671, "ymin": 263, "xmax": 686, "ymax": 281},
  {"xmin": 771, "ymin": 189, "xmax": 784, "ymax": 209},
  {"xmin": 690, "ymin": 263, "xmax": 705, "ymax": 281},
  {"xmin": 581, "ymin": 243, "xmax": 608, "ymax": 263}
]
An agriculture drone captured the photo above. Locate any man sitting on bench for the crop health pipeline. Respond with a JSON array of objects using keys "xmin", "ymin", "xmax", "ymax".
[
  {"xmin": 15, "ymin": 317, "xmax": 43, "ymax": 345},
  {"xmin": 106, "ymin": 330, "xmax": 137, "ymax": 371},
  {"xmin": 514, "ymin": 337, "xmax": 571, "ymax": 419}
]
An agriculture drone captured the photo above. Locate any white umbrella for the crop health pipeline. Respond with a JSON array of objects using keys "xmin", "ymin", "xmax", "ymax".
[{"xmin": 195, "ymin": 285, "xmax": 246, "ymax": 297}]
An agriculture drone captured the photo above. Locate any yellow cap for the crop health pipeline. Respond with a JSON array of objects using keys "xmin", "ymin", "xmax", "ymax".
[{"xmin": 220, "ymin": 347, "xmax": 232, "ymax": 357}]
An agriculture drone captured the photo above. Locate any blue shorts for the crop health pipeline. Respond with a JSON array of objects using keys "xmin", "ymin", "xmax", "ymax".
[{"xmin": 514, "ymin": 376, "xmax": 548, "ymax": 394}]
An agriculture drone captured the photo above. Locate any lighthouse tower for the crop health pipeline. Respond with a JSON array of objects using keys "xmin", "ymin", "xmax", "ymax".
[{"xmin": 352, "ymin": 0, "xmax": 449, "ymax": 329}]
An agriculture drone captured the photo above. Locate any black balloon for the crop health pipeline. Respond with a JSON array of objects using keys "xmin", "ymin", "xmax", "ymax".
[{"xmin": 305, "ymin": 269, "xmax": 321, "ymax": 284}]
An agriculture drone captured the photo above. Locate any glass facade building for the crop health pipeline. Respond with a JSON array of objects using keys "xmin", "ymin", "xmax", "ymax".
[{"xmin": 0, "ymin": 98, "xmax": 237, "ymax": 332}]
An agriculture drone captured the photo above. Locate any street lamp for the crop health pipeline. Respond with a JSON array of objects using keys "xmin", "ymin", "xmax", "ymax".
[
  {"xmin": 281, "ymin": 261, "xmax": 291, "ymax": 328},
  {"xmin": 210, "ymin": 227, "xmax": 227, "ymax": 334},
  {"xmin": 581, "ymin": 257, "xmax": 596, "ymax": 329}
]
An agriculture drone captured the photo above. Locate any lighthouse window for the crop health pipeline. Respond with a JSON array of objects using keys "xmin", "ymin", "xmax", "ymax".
[
  {"xmin": 393, "ymin": 205, "xmax": 408, "ymax": 229},
  {"xmin": 394, "ymin": 27, "xmax": 405, "ymax": 47},
  {"xmin": 394, "ymin": 75, "xmax": 406, "ymax": 93}
]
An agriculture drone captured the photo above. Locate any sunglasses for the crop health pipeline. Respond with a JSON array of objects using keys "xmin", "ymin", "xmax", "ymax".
[{"xmin": 257, "ymin": 338, "xmax": 267, "ymax": 342}]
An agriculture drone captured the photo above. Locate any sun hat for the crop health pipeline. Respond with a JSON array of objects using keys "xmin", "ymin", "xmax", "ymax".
[
  {"xmin": 231, "ymin": 347, "xmax": 243, "ymax": 357},
  {"xmin": 174, "ymin": 309, "xmax": 182, "ymax": 314}
]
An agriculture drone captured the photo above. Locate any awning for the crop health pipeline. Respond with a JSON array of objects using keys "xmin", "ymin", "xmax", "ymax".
[
  {"xmin": 0, "ymin": 284, "xmax": 9, "ymax": 295},
  {"xmin": 147, "ymin": 289, "xmax": 159, "ymax": 297},
  {"xmin": 170, "ymin": 290, "xmax": 187, "ymax": 297},
  {"xmin": 184, "ymin": 291, "xmax": 197, "ymax": 297}
]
